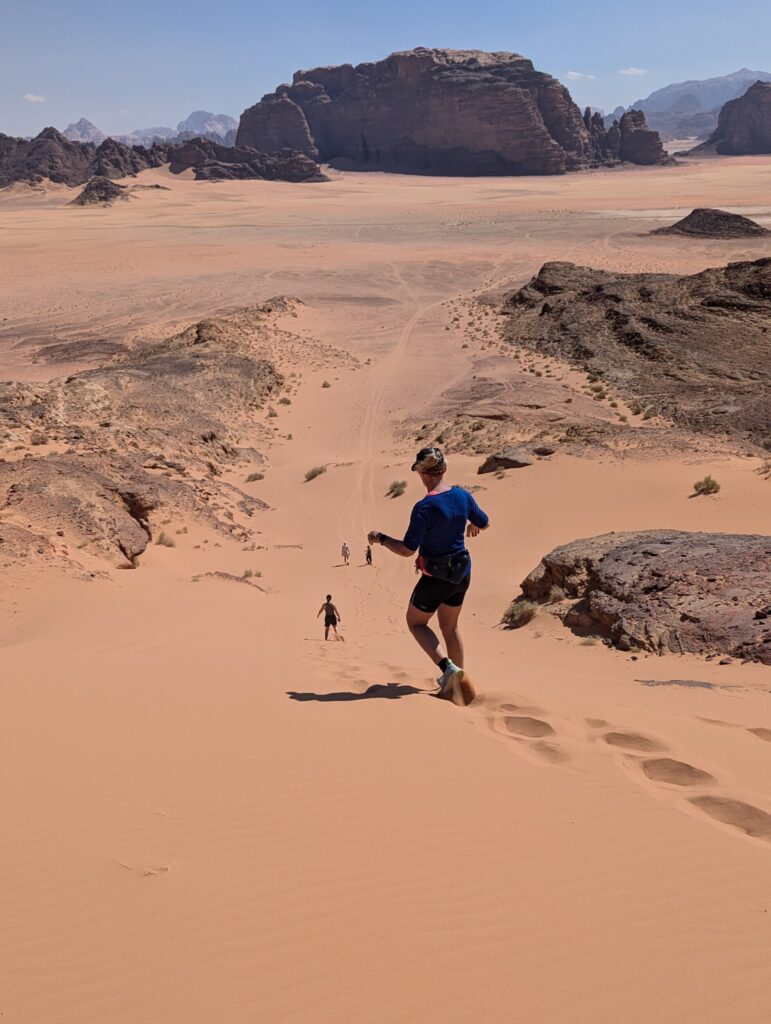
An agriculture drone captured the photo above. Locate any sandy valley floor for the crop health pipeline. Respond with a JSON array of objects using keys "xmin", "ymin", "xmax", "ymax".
[{"xmin": 1, "ymin": 156, "xmax": 770, "ymax": 1022}]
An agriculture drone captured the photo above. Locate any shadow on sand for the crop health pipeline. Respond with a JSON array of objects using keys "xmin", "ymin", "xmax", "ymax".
[{"xmin": 287, "ymin": 683, "xmax": 425, "ymax": 702}]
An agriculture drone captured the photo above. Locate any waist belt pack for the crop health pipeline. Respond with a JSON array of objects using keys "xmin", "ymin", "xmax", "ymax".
[{"xmin": 422, "ymin": 549, "xmax": 470, "ymax": 585}]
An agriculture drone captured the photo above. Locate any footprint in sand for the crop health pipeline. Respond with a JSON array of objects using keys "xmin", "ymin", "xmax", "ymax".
[
  {"xmin": 690, "ymin": 796, "xmax": 771, "ymax": 841},
  {"xmin": 503, "ymin": 715, "xmax": 555, "ymax": 738},
  {"xmin": 602, "ymin": 731, "xmax": 667, "ymax": 753},
  {"xmin": 493, "ymin": 707, "xmax": 568, "ymax": 763},
  {"xmin": 641, "ymin": 758, "xmax": 715, "ymax": 787},
  {"xmin": 585, "ymin": 718, "xmax": 609, "ymax": 729}
]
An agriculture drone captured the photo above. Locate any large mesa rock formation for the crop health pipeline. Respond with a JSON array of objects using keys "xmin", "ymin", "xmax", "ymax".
[
  {"xmin": 652, "ymin": 207, "xmax": 769, "ymax": 238},
  {"xmin": 519, "ymin": 530, "xmax": 771, "ymax": 664},
  {"xmin": 0, "ymin": 128, "xmax": 323, "ymax": 188},
  {"xmin": 501, "ymin": 258, "xmax": 771, "ymax": 448},
  {"xmin": 237, "ymin": 47, "xmax": 668, "ymax": 175}
]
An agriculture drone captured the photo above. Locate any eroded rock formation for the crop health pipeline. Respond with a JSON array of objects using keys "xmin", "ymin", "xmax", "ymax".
[
  {"xmin": 0, "ymin": 309, "xmax": 286, "ymax": 565},
  {"xmin": 501, "ymin": 259, "xmax": 771, "ymax": 447},
  {"xmin": 238, "ymin": 48, "xmax": 668, "ymax": 175},
  {"xmin": 71, "ymin": 176, "xmax": 130, "ymax": 206},
  {"xmin": 520, "ymin": 531, "xmax": 771, "ymax": 663}
]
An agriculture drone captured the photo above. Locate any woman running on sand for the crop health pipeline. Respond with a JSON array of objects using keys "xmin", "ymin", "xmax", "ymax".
[
  {"xmin": 368, "ymin": 446, "xmax": 489, "ymax": 700},
  {"xmin": 317, "ymin": 595, "xmax": 342, "ymax": 640}
]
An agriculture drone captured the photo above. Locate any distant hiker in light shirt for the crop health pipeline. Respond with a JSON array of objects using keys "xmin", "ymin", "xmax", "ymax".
[
  {"xmin": 341, "ymin": 541, "xmax": 350, "ymax": 566},
  {"xmin": 368, "ymin": 446, "xmax": 489, "ymax": 700}
]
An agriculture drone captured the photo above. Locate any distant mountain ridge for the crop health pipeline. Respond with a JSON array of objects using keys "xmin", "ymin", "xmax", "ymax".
[
  {"xmin": 62, "ymin": 111, "xmax": 236, "ymax": 148},
  {"xmin": 606, "ymin": 69, "xmax": 771, "ymax": 140}
]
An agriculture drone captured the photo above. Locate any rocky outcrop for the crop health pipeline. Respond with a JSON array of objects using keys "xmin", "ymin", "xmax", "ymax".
[
  {"xmin": 519, "ymin": 530, "xmax": 771, "ymax": 664},
  {"xmin": 501, "ymin": 258, "xmax": 771, "ymax": 447},
  {"xmin": 238, "ymin": 48, "xmax": 668, "ymax": 175},
  {"xmin": 166, "ymin": 137, "xmax": 323, "ymax": 181},
  {"xmin": 615, "ymin": 110, "xmax": 670, "ymax": 164},
  {"xmin": 0, "ymin": 308, "xmax": 287, "ymax": 566},
  {"xmin": 71, "ymin": 176, "xmax": 129, "ymax": 206},
  {"xmin": 652, "ymin": 207, "xmax": 769, "ymax": 238},
  {"xmin": 0, "ymin": 128, "xmax": 94, "ymax": 186},
  {"xmin": 706, "ymin": 81, "xmax": 771, "ymax": 154},
  {"xmin": 0, "ymin": 128, "xmax": 323, "ymax": 187}
]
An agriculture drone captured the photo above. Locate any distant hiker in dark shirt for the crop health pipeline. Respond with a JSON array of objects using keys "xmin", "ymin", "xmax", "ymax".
[
  {"xmin": 368, "ymin": 446, "xmax": 489, "ymax": 701},
  {"xmin": 365, "ymin": 544, "xmax": 373, "ymax": 566},
  {"xmin": 317, "ymin": 594, "xmax": 342, "ymax": 640}
]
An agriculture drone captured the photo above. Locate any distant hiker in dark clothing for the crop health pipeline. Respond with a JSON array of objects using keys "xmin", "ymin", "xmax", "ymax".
[
  {"xmin": 365, "ymin": 545, "xmax": 373, "ymax": 565},
  {"xmin": 317, "ymin": 594, "xmax": 342, "ymax": 640},
  {"xmin": 368, "ymin": 447, "xmax": 489, "ymax": 700},
  {"xmin": 341, "ymin": 542, "xmax": 350, "ymax": 566}
]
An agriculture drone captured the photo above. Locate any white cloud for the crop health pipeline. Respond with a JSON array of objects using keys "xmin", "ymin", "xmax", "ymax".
[
  {"xmin": 23, "ymin": 93, "xmax": 46, "ymax": 103},
  {"xmin": 618, "ymin": 67, "xmax": 647, "ymax": 77},
  {"xmin": 567, "ymin": 71, "xmax": 595, "ymax": 80}
]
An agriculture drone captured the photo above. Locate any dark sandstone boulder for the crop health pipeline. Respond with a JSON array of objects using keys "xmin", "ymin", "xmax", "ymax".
[
  {"xmin": 478, "ymin": 448, "xmax": 535, "ymax": 472},
  {"xmin": 652, "ymin": 207, "xmax": 769, "ymax": 238},
  {"xmin": 71, "ymin": 176, "xmax": 129, "ymax": 206},
  {"xmin": 707, "ymin": 81, "xmax": 771, "ymax": 155},
  {"xmin": 238, "ymin": 48, "xmax": 666, "ymax": 175},
  {"xmin": 520, "ymin": 530, "xmax": 771, "ymax": 663},
  {"xmin": 501, "ymin": 258, "xmax": 771, "ymax": 447}
]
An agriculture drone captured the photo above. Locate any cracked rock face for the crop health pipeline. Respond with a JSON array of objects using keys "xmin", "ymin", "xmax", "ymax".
[
  {"xmin": 237, "ymin": 48, "xmax": 667, "ymax": 176},
  {"xmin": 521, "ymin": 530, "xmax": 771, "ymax": 664},
  {"xmin": 501, "ymin": 258, "xmax": 771, "ymax": 448}
]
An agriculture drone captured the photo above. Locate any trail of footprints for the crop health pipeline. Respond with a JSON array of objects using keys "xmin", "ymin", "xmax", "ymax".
[{"xmin": 488, "ymin": 702, "xmax": 771, "ymax": 844}]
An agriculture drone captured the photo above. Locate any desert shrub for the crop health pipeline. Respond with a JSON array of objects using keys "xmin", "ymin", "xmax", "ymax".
[
  {"xmin": 155, "ymin": 531, "xmax": 175, "ymax": 547},
  {"xmin": 267, "ymin": 407, "xmax": 277, "ymax": 418},
  {"xmin": 246, "ymin": 471, "xmax": 264, "ymax": 483},
  {"xmin": 693, "ymin": 475, "xmax": 720, "ymax": 496},
  {"xmin": 590, "ymin": 383, "xmax": 604, "ymax": 393},
  {"xmin": 580, "ymin": 637, "xmax": 597, "ymax": 646},
  {"xmin": 609, "ymin": 400, "xmax": 618, "ymax": 408},
  {"xmin": 500, "ymin": 598, "xmax": 538, "ymax": 629},
  {"xmin": 630, "ymin": 402, "xmax": 643, "ymax": 416},
  {"xmin": 30, "ymin": 431, "xmax": 48, "ymax": 446},
  {"xmin": 387, "ymin": 480, "xmax": 407, "ymax": 498},
  {"xmin": 642, "ymin": 408, "xmax": 654, "ymax": 420},
  {"xmin": 278, "ymin": 397, "xmax": 291, "ymax": 405},
  {"xmin": 547, "ymin": 586, "xmax": 566, "ymax": 604},
  {"xmin": 305, "ymin": 465, "xmax": 326, "ymax": 482},
  {"xmin": 756, "ymin": 459, "xmax": 771, "ymax": 479},
  {"xmin": 321, "ymin": 380, "xmax": 331, "ymax": 388},
  {"xmin": 242, "ymin": 569, "xmax": 262, "ymax": 579}
]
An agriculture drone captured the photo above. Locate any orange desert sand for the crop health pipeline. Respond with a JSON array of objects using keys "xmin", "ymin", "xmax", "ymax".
[{"xmin": 1, "ymin": 156, "xmax": 770, "ymax": 1023}]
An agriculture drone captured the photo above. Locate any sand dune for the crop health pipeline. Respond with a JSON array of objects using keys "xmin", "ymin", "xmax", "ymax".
[{"xmin": 1, "ymin": 157, "xmax": 770, "ymax": 1023}]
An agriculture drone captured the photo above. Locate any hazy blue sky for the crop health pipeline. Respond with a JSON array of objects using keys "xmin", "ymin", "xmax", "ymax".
[{"xmin": 3, "ymin": 0, "xmax": 770, "ymax": 136}]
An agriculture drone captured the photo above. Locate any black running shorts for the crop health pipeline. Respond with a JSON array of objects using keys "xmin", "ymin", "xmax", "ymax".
[
  {"xmin": 325, "ymin": 615, "xmax": 337, "ymax": 627},
  {"xmin": 410, "ymin": 572, "xmax": 471, "ymax": 614}
]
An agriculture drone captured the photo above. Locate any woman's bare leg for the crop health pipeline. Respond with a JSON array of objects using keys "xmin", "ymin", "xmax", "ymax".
[
  {"xmin": 406, "ymin": 603, "xmax": 446, "ymax": 665},
  {"xmin": 437, "ymin": 603, "xmax": 464, "ymax": 668}
]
